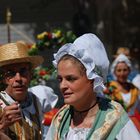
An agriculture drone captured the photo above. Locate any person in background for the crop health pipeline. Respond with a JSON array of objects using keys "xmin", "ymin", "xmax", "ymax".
[
  {"xmin": 104, "ymin": 54, "xmax": 140, "ymax": 132},
  {"xmin": 45, "ymin": 33, "xmax": 140, "ymax": 140},
  {"xmin": 0, "ymin": 41, "xmax": 58, "ymax": 140},
  {"xmin": 107, "ymin": 47, "xmax": 139, "ymax": 82}
]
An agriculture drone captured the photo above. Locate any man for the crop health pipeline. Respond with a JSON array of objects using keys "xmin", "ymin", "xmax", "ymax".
[{"xmin": 0, "ymin": 41, "xmax": 58, "ymax": 139}]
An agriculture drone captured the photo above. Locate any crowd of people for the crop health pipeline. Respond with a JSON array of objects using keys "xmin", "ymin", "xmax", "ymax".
[{"xmin": 0, "ymin": 34, "xmax": 140, "ymax": 140}]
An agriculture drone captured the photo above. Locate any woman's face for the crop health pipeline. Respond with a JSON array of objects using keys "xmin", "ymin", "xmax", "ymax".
[
  {"xmin": 57, "ymin": 59, "xmax": 93, "ymax": 108},
  {"xmin": 114, "ymin": 62, "xmax": 130, "ymax": 83}
]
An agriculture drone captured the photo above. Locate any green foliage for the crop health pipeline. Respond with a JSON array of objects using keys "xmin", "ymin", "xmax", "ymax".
[
  {"xmin": 29, "ymin": 29, "xmax": 76, "ymax": 55},
  {"xmin": 29, "ymin": 29, "xmax": 77, "ymax": 87}
]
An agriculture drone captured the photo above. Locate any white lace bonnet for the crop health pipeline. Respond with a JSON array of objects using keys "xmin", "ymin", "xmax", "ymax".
[{"xmin": 53, "ymin": 33, "xmax": 110, "ymax": 93}]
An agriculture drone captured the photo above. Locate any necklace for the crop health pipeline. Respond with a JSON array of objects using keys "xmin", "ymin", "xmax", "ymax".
[{"xmin": 74, "ymin": 101, "xmax": 97, "ymax": 113}]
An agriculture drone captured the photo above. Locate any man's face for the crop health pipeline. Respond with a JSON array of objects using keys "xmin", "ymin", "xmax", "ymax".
[{"xmin": 2, "ymin": 62, "xmax": 32, "ymax": 102}]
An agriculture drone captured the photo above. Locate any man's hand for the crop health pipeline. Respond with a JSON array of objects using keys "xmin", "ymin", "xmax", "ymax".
[{"xmin": 0, "ymin": 102, "xmax": 22, "ymax": 131}]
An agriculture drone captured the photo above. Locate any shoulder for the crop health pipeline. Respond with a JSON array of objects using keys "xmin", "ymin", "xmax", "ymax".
[
  {"xmin": 104, "ymin": 98, "xmax": 129, "ymax": 124},
  {"xmin": 98, "ymin": 97, "xmax": 125, "ymax": 116},
  {"xmin": 110, "ymin": 99, "xmax": 125, "ymax": 112},
  {"xmin": 106, "ymin": 81, "xmax": 119, "ymax": 92},
  {"xmin": 108, "ymin": 81, "xmax": 118, "ymax": 87},
  {"xmin": 52, "ymin": 104, "xmax": 70, "ymax": 124},
  {"xmin": 53, "ymin": 104, "xmax": 70, "ymax": 119}
]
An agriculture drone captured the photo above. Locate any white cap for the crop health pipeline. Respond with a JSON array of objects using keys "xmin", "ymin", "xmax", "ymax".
[
  {"xmin": 53, "ymin": 33, "xmax": 110, "ymax": 93},
  {"xmin": 110, "ymin": 54, "xmax": 131, "ymax": 80}
]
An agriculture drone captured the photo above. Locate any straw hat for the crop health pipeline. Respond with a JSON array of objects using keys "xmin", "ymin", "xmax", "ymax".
[
  {"xmin": 0, "ymin": 41, "xmax": 44, "ymax": 68},
  {"xmin": 113, "ymin": 47, "xmax": 131, "ymax": 59}
]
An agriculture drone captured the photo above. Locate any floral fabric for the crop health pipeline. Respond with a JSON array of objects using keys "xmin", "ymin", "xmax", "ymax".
[{"xmin": 45, "ymin": 98, "xmax": 133, "ymax": 140}]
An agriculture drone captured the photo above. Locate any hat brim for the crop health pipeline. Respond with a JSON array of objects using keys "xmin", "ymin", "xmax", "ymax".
[{"xmin": 0, "ymin": 55, "xmax": 44, "ymax": 68}]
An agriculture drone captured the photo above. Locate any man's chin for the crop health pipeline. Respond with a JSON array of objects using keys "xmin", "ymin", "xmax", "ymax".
[
  {"xmin": 14, "ymin": 92, "xmax": 27, "ymax": 102},
  {"xmin": 15, "ymin": 96, "xmax": 26, "ymax": 102}
]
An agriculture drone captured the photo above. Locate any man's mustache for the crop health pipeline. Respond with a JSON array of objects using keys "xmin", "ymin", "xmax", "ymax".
[{"xmin": 12, "ymin": 83, "xmax": 27, "ymax": 88}]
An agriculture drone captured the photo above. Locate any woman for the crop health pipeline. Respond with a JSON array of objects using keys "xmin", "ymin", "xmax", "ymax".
[
  {"xmin": 45, "ymin": 33, "xmax": 140, "ymax": 140},
  {"xmin": 105, "ymin": 54, "xmax": 140, "ymax": 116},
  {"xmin": 105, "ymin": 53, "xmax": 140, "ymax": 132}
]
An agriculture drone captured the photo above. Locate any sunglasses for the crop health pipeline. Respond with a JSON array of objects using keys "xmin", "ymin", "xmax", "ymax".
[{"xmin": 4, "ymin": 67, "xmax": 30, "ymax": 78}]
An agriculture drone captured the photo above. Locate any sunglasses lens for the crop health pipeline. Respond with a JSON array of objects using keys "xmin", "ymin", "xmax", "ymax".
[
  {"xmin": 5, "ymin": 70, "xmax": 16, "ymax": 78},
  {"xmin": 4, "ymin": 67, "xmax": 29, "ymax": 78},
  {"xmin": 19, "ymin": 68, "xmax": 28, "ymax": 76}
]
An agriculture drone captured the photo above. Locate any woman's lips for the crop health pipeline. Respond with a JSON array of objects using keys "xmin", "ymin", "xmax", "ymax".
[{"xmin": 63, "ymin": 92, "xmax": 72, "ymax": 98}]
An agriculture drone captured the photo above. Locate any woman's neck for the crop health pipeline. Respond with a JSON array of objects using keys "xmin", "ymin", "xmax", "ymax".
[
  {"xmin": 71, "ymin": 100, "xmax": 99, "ymax": 128},
  {"xmin": 73, "ymin": 92, "xmax": 97, "ymax": 111},
  {"xmin": 73, "ymin": 100, "xmax": 97, "ymax": 113},
  {"xmin": 117, "ymin": 81, "xmax": 130, "ymax": 91}
]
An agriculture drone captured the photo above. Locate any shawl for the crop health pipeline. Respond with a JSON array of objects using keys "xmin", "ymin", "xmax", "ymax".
[
  {"xmin": 46, "ymin": 98, "xmax": 129, "ymax": 140},
  {"xmin": 106, "ymin": 81, "xmax": 139, "ymax": 114}
]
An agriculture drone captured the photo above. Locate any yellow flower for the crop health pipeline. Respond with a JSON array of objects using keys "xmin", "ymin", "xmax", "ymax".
[
  {"xmin": 37, "ymin": 32, "xmax": 48, "ymax": 39},
  {"xmin": 55, "ymin": 30, "xmax": 61, "ymax": 38},
  {"xmin": 32, "ymin": 44, "xmax": 36, "ymax": 49}
]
